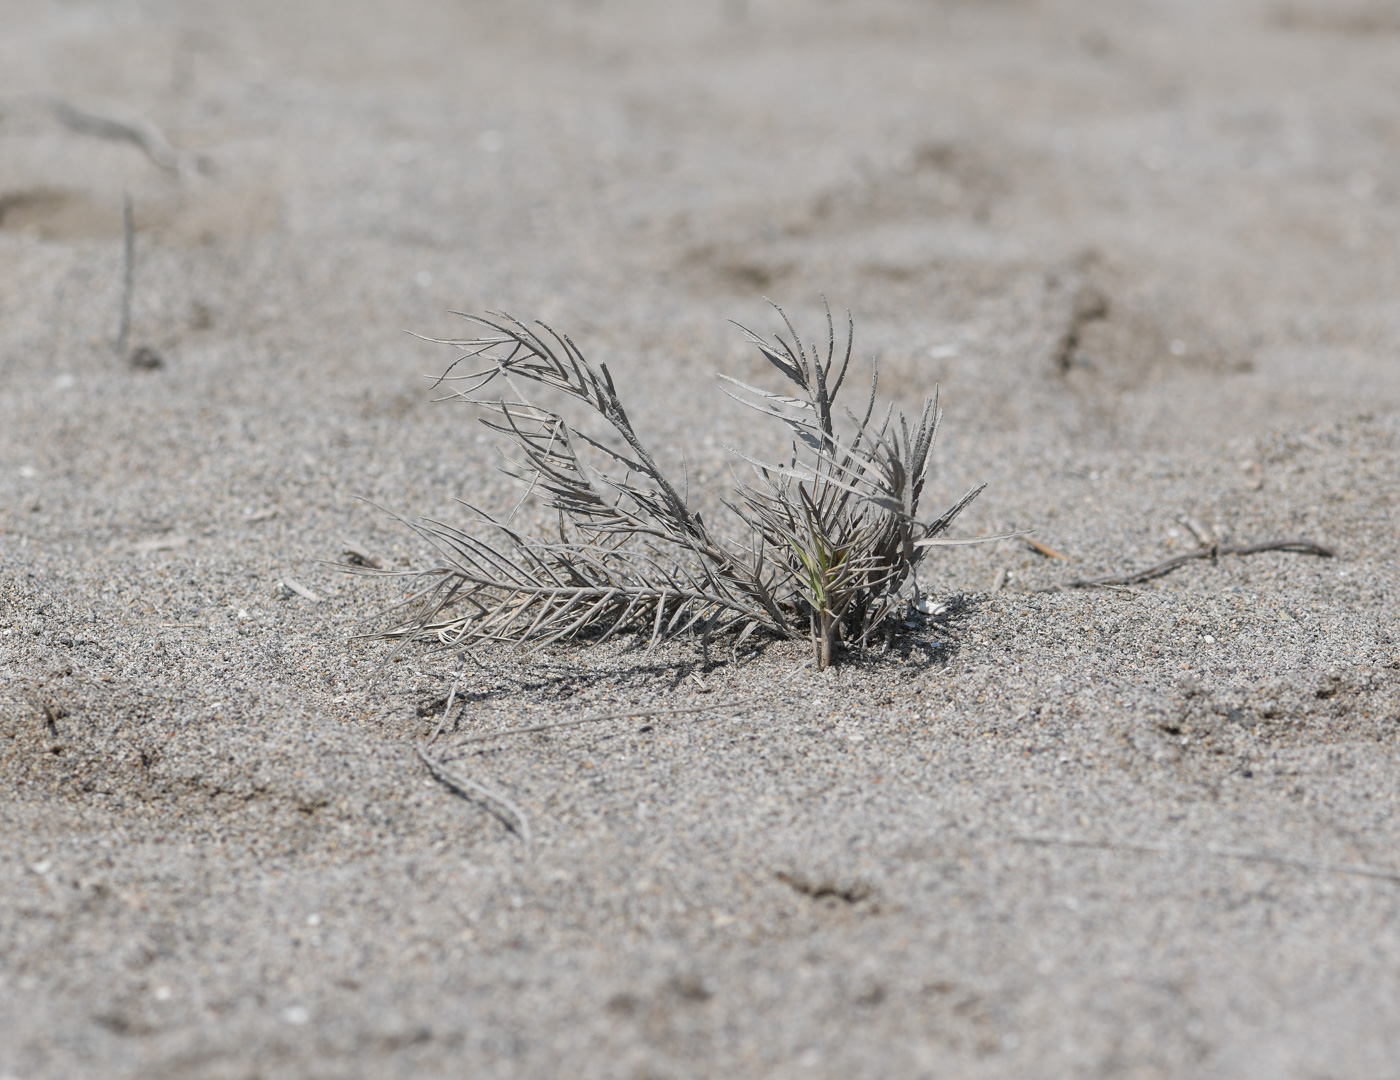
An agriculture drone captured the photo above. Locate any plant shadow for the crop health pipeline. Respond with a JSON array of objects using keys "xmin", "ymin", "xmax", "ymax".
[
  {"xmin": 869, "ymin": 591, "xmax": 983, "ymax": 675},
  {"xmin": 412, "ymin": 591, "xmax": 984, "ymax": 740}
]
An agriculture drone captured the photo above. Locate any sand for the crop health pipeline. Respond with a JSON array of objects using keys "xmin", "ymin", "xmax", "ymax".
[{"xmin": 3, "ymin": 1, "xmax": 1400, "ymax": 1076}]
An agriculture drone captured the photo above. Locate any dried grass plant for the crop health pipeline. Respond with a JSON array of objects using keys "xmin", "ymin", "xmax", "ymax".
[{"xmin": 366, "ymin": 302, "xmax": 992, "ymax": 669}]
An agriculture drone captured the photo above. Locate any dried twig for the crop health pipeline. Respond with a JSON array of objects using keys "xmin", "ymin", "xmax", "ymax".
[
  {"xmin": 427, "ymin": 670, "xmax": 463, "ymax": 745},
  {"xmin": 1025, "ymin": 537, "xmax": 1068, "ymax": 561},
  {"xmin": 279, "ymin": 577, "xmax": 321, "ymax": 603},
  {"xmin": 1014, "ymin": 834, "xmax": 1400, "ymax": 885},
  {"xmin": 1051, "ymin": 539, "xmax": 1334, "ymax": 590},
  {"xmin": 416, "ymin": 744, "xmax": 532, "ymax": 848}
]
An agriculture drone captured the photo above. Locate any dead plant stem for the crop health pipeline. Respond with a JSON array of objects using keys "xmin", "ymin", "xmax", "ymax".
[
  {"xmin": 1051, "ymin": 538, "xmax": 1334, "ymax": 590},
  {"xmin": 416, "ymin": 744, "xmax": 532, "ymax": 849}
]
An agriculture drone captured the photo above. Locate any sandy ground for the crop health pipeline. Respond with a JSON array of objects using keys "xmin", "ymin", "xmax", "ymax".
[{"xmin": 3, "ymin": 1, "xmax": 1400, "ymax": 1076}]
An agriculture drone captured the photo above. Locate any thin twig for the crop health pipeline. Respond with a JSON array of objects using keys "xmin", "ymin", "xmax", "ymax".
[
  {"xmin": 1024, "ymin": 537, "xmax": 1068, "ymax": 561},
  {"xmin": 456, "ymin": 699, "xmax": 751, "ymax": 747},
  {"xmin": 1049, "ymin": 539, "xmax": 1335, "ymax": 590},
  {"xmin": 279, "ymin": 577, "xmax": 321, "ymax": 603},
  {"xmin": 1013, "ymin": 834, "xmax": 1400, "ymax": 885},
  {"xmin": 427, "ymin": 671, "xmax": 463, "ymax": 745},
  {"xmin": 117, "ymin": 194, "xmax": 134, "ymax": 358},
  {"xmin": 416, "ymin": 744, "xmax": 532, "ymax": 849}
]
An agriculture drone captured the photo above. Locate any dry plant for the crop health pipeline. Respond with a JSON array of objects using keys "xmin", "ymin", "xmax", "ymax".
[{"xmin": 366, "ymin": 301, "xmax": 993, "ymax": 669}]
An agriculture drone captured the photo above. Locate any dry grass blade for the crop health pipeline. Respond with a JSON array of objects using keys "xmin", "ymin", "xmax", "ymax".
[
  {"xmin": 363, "ymin": 300, "xmax": 994, "ymax": 668},
  {"xmin": 416, "ymin": 744, "xmax": 532, "ymax": 848}
]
